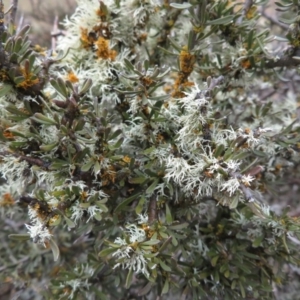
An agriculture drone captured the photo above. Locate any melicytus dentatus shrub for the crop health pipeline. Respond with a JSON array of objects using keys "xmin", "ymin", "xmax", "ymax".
[{"xmin": 1, "ymin": 0, "xmax": 300, "ymax": 299}]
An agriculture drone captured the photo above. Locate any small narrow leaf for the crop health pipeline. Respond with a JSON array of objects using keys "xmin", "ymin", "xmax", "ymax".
[{"xmin": 49, "ymin": 237, "xmax": 60, "ymax": 261}]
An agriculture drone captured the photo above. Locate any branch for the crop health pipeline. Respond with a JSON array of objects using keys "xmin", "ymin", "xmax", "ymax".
[
  {"xmin": 236, "ymin": 0, "xmax": 254, "ymax": 25},
  {"xmin": 0, "ymin": 151, "xmax": 50, "ymax": 169},
  {"xmin": 259, "ymin": 9, "xmax": 289, "ymax": 30},
  {"xmin": 148, "ymin": 194, "xmax": 157, "ymax": 224},
  {"xmin": 264, "ymin": 47, "xmax": 300, "ymax": 68},
  {"xmin": 9, "ymin": 0, "xmax": 18, "ymax": 28}
]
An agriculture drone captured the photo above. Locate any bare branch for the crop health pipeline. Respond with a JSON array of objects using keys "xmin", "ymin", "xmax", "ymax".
[
  {"xmin": 265, "ymin": 47, "xmax": 300, "ymax": 68},
  {"xmin": 259, "ymin": 9, "xmax": 289, "ymax": 31},
  {"xmin": 9, "ymin": 0, "xmax": 18, "ymax": 28}
]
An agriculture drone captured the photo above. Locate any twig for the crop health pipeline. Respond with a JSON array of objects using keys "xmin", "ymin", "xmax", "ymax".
[
  {"xmin": 16, "ymin": 13, "xmax": 23, "ymax": 34},
  {"xmin": 264, "ymin": 47, "xmax": 300, "ymax": 68},
  {"xmin": 148, "ymin": 194, "xmax": 157, "ymax": 224},
  {"xmin": 259, "ymin": 8, "xmax": 289, "ymax": 30},
  {"xmin": 0, "ymin": 151, "xmax": 51, "ymax": 169},
  {"xmin": 236, "ymin": 0, "xmax": 253, "ymax": 25},
  {"xmin": 51, "ymin": 15, "xmax": 59, "ymax": 51},
  {"xmin": 9, "ymin": 0, "xmax": 18, "ymax": 28},
  {"xmin": 51, "ymin": 16, "xmax": 66, "ymax": 51},
  {"xmin": 0, "ymin": 0, "xmax": 7, "ymax": 66}
]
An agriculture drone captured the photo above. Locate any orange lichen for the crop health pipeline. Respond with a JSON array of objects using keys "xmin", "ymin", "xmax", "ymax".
[
  {"xmin": 179, "ymin": 47, "xmax": 195, "ymax": 74},
  {"xmin": 122, "ymin": 156, "xmax": 131, "ymax": 163},
  {"xmin": 171, "ymin": 47, "xmax": 196, "ymax": 98},
  {"xmin": 156, "ymin": 133, "xmax": 165, "ymax": 143},
  {"xmin": 101, "ymin": 165, "xmax": 116, "ymax": 186},
  {"xmin": 0, "ymin": 193, "xmax": 15, "ymax": 207},
  {"xmin": 240, "ymin": 59, "xmax": 251, "ymax": 69},
  {"xmin": 3, "ymin": 130, "xmax": 15, "ymax": 140},
  {"xmin": 246, "ymin": 6, "xmax": 257, "ymax": 20},
  {"xmin": 96, "ymin": 8, "xmax": 107, "ymax": 21},
  {"xmin": 193, "ymin": 26, "xmax": 204, "ymax": 33},
  {"xmin": 204, "ymin": 170, "xmax": 214, "ymax": 178},
  {"xmin": 181, "ymin": 81, "xmax": 194, "ymax": 88},
  {"xmin": 80, "ymin": 28, "xmax": 95, "ymax": 49},
  {"xmin": 96, "ymin": 1, "xmax": 108, "ymax": 22},
  {"xmin": 80, "ymin": 191, "xmax": 88, "ymax": 200},
  {"xmin": 141, "ymin": 105, "xmax": 150, "ymax": 116},
  {"xmin": 31, "ymin": 202, "xmax": 50, "ymax": 221},
  {"xmin": 140, "ymin": 76, "xmax": 154, "ymax": 87},
  {"xmin": 66, "ymin": 71, "xmax": 79, "ymax": 83},
  {"xmin": 138, "ymin": 33, "xmax": 148, "ymax": 42},
  {"xmin": 95, "ymin": 37, "xmax": 117, "ymax": 60},
  {"xmin": 48, "ymin": 214, "xmax": 60, "ymax": 226},
  {"xmin": 244, "ymin": 128, "xmax": 251, "ymax": 134},
  {"xmin": 0, "ymin": 70, "xmax": 9, "ymax": 81},
  {"xmin": 16, "ymin": 67, "xmax": 39, "ymax": 89},
  {"xmin": 34, "ymin": 44, "xmax": 47, "ymax": 56}
]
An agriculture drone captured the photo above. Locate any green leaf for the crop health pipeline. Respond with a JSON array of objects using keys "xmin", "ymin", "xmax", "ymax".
[
  {"xmin": 31, "ymin": 113, "xmax": 58, "ymax": 125},
  {"xmin": 124, "ymin": 58, "xmax": 135, "ymax": 71},
  {"xmin": 0, "ymin": 84, "xmax": 12, "ymax": 97},
  {"xmin": 142, "ymin": 239, "xmax": 160, "ymax": 246},
  {"xmin": 165, "ymin": 203, "xmax": 173, "ymax": 225},
  {"xmin": 99, "ymin": 247, "xmax": 117, "ymax": 258},
  {"xmin": 125, "ymin": 268, "xmax": 134, "ymax": 289},
  {"xmin": 49, "ymin": 237, "xmax": 60, "ymax": 262},
  {"xmin": 5, "ymin": 103, "xmax": 31, "ymax": 116},
  {"xmin": 138, "ymin": 282, "xmax": 154, "ymax": 296},
  {"xmin": 239, "ymin": 281, "xmax": 246, "ymax": 298},
  {"xmin": 64, "ymin": 216, "xmax": 76, "ymax": 229},
  {"xmin": 8, "ymin": 234, "xmax": 31, "ymax": 241},
  {"xmin": 114, "ymin": 192, "xmax": 141, "ymax": 213},
  {"xmin": 229, "ymin": 194, "xmax": 239, "ymax": 209},
  {"xmin": 135, "ymin": 196, "xmax": 146, "ymax": 215},
  {"xmin": 207, "ymin": 15, "xmax": 235, "ymax": 25},
  {"xmin": 50, "ymin": 159, "xmax": 69, "ymax": 170},
  {"xmin": 211, "ymin": 256, "xmax": 219, "ymax": 267},
  {"xmin": 252, "ymin": 235, "xmax": 264, "ymax": 248},
  {"xmin": 161, "ymin": 279, "xmax": 169, "ymax": 294},
  {"xmin": 146, "ymin": 179, "xmax": 159, "ymax": 195},
  {"xmin": 129, "ymin": 177, "xmax": 147, "ymax": 184},
  {"xmin": 280, "ymin": 120, "xmax": 297, "ymax": 135},
  {"xmin": 159, "ymin": 260, "xmax": 172, "ymax": 272},
  {"xmin": 79, "ymin": 78, "xmax": 93, "ymax": 95},
  {"xmin": 170, "ymin": 3, "xmax": 193, "ymax": 9},
  {"xmin": 40, "ymin": 142, "xmax": 58, "ymax": 152},
  {"xmin": 81, "ymin": 160, "xmax": 94, "ymax": 172},
  {"xmin": 169, "ymin": 222, "xmax": 189, "ymax": 230}
]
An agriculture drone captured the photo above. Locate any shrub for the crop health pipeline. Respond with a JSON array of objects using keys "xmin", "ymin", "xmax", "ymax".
[{"xmin": 1, "ymin": 0, "xmax": 300, "ymax": 299}]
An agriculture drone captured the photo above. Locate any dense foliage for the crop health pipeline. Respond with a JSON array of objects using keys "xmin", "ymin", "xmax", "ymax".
[{"xmin": 1, "ymin": 0, "xmax": 300, "ymax": 299}]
